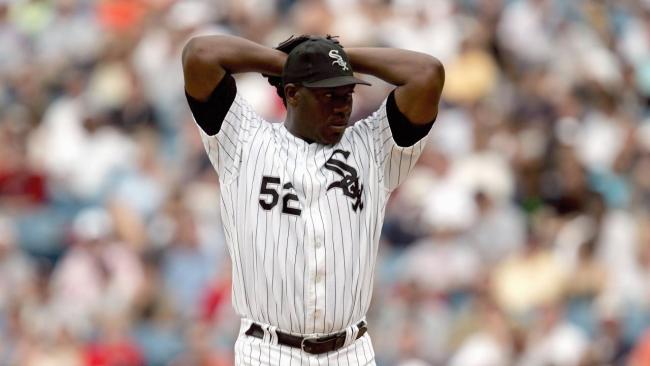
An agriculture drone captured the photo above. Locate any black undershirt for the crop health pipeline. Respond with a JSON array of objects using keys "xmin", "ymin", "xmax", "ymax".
[
  {"xmin": 185, "ymin": 73, "xmax": 237, "ymax": 136},
  {"xmin": 185, "ymin": 73, "xmax": 435, "ymax": 146},
  {"xmin": 384, "ymin": 90, "xmax": 436, "ymax": 147}
]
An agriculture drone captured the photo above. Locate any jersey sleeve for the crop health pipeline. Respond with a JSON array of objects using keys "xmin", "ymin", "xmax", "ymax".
[
  {"xmin": 354, "ymin": 90, "xmax": 435, "ymax": 191},
  {"xmin": 185, "ymin": 73, "xmax": 263, "ymax": 182}
]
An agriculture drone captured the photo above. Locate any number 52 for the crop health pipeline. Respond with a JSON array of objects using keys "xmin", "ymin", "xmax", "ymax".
[{"xmin": 258, "ymin": 176, "xmax": 301, "ymax": 216}]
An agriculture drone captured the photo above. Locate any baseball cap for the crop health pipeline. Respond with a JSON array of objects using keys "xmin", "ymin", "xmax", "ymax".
[{"xmin": 282, "ymin": 38, "xmax": 371, "ymax": 88}]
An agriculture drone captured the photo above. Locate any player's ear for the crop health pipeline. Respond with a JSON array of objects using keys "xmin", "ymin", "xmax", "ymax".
[{"xmin": 284, "ymin": 83, "xmax": 300, "ymax": 106}]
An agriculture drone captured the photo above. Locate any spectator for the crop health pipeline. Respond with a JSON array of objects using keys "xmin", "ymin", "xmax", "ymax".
[{"xmin": 51, "ymin": 207, "xmax": 144, "ymax": 337}]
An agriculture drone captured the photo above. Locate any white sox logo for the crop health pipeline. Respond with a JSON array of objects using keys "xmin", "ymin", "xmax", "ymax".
[
  {"xmin": 328, "ymin": 50, "xmax": 349, "ymax": 71},
  {"xmin": 325, "ymin": 149, "xmax": 363, "ymax": 212}
]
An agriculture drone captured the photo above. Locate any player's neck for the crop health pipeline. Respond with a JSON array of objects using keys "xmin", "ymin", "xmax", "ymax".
[{"xmin": 284, "ymin": 112, "xmax": 315, "ymax": 144}]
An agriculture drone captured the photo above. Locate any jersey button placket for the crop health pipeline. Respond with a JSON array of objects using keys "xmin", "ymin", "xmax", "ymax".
[
  {"xmin": 314, "ymin": 236, "xmax": 324, "ymax": 281},
  {"xmin": 313, "ymin": 233, "xmax": 326, "ymax": 329}
]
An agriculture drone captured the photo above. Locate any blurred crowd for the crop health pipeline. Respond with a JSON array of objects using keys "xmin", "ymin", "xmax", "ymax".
[{"xmin": 2, "ymin": 0, "xmax": 650, "ymax": 365}]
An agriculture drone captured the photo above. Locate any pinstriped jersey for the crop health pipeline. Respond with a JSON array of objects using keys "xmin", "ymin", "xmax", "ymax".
[{"xmin": 194, "ymin": 91, "xmax": 430, "ymax": 335}]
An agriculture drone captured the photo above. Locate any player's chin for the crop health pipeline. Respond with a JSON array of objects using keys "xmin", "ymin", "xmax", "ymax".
[
  {"xmin": 321, "ymin": 125, "xmax": 347, "ymax": 144},
  {"xmin": 321, "ymin": 129, "xmax": 345, "ymax": 145}
]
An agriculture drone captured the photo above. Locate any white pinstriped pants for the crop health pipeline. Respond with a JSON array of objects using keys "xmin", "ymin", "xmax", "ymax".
[{"xmin": 234, "ymin": 318, "xmax": 376, "ymax": 366}]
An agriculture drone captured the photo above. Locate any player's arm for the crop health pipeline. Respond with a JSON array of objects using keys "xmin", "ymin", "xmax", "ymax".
[
  {"xmin": 347, "ymin": 48, "xmax": 443, "ymax": 190},
  {"xmin": 346, "ymin": 48, "xmax": 444, "ymax": 125},
  {"xmin": 182, "ymin": 36, "xmax": 286, "ymax": 179},
  {"xmin": 182, "ymin": 35, "xmax": 286, "ymax": 101}
]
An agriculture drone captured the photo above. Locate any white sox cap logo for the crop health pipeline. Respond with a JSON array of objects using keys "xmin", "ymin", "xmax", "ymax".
[{"xmin": 328, "ymin": 50, "xmax": 349, "ymax": 71}]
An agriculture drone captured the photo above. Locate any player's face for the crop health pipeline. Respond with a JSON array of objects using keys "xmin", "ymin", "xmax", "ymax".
[{"xmin": 300, "ymin": 85, "xmax": 355, "ymax": 145}]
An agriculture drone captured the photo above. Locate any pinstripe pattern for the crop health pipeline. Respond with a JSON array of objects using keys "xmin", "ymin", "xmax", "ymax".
[{"xmin": 194, "ymin": 93, "xmax": 429, "ymax": 365}]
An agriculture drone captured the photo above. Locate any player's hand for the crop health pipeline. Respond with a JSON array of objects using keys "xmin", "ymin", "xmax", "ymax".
[
  {"xmin": 265, "ymin": 34, "xmax": 341, "ymax": 100},
  {"xmin": 275, "ymin": 34, "xmax": 340, "ymax": 55}
]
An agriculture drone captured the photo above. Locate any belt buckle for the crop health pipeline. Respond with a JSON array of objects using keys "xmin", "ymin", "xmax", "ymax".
[
  {"xmin": 301, "ymin": 333, "xmax": 347, "ymax": 354},
  {"xmin": 300, "ymin": 336, "xmax": 319, "ymax": 354}
]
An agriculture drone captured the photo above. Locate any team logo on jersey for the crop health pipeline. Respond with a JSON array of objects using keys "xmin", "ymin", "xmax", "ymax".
[
  {"xmin": 324, "ymin": 149, "xmax": 363, "ymax": 212},
  {"xmin": 329, "ymin": 50, "xmax": 349, "ymax": 71}
]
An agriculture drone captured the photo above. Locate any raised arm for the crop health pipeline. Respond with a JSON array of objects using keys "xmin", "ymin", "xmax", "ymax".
[
  {"xmin": 346, "ymin": 48, "xmax": 445, "ymax": 125},
  {"xmin": 182, "ymin": 35, "xmax": 287, "ymax": 101}
]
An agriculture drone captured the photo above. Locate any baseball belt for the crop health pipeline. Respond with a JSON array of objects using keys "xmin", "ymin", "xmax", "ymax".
[{"xmin": 245, "ymin": 320, "xmax": 367, "ymax": 355}]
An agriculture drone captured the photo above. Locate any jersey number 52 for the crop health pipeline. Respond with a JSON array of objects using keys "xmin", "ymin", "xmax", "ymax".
[{"xmin": 258, "ymin": 176, "xmax": 302, "ymax": 216}]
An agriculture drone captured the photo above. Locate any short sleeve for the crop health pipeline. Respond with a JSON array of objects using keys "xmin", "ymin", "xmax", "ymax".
[
  {"xmin": 185, "ymin": 74, "xmax": 265, "ymax": 182},
  {"xmin": 353, "ymin": 90, "xmax": 434, "ymax": 191}
]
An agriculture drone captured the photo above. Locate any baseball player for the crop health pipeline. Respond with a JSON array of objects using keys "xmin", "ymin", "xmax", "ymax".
[{"xmin": 182, "ymin": 34, "xmax": 444, "ymax": 365}]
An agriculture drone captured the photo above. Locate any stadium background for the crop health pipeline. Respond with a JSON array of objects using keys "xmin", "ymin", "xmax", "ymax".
[{"xmin": 1, "ymin": 0, "xmax": 650, "ymax": 365}]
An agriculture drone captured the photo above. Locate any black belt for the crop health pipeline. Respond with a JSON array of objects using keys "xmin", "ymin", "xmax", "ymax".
[{"xmin": 245, "ymin": 321, "xmax": 367, "ymax": 355}]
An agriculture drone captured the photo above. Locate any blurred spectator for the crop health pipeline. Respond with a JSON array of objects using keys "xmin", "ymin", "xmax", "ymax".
[
  {"xmin": 160, "ymin": 194, "xmax": 218, "ymax": 319},
  {"xmin": 372, "ymin": 280, "xmax": 453, "ymax": 365},
  {"xmin": 0, "ymin": 111, "xmax": 47, "ymax": 208},
  {"xmin": 0, "ymin": 0, "xmax": 27, "ymax": 77},
  {"xmin": 496, "ymin": 0, "xmax": 556, "ymax": 66},
  {"xmin": 15, "ymin": 261, "xmax": 84, "ymax": 366},
  {"xmin": 50, "ymin": 207, "xmax": 144, "ymax": 337},
  {"xmin": 34, "ymin": 0, "xmax": 102, "ymax": 73},
  {"xmin": 491, "ymin": 231, "xmax": 568, "ymax": 316},
  {"xmin": 96, "ymin": 0, "xmax": 149, "ymax": 35},
  {"xmin": 10, "ymin": 0, "xmax": 53, "ymax": 37},
  {"xmin": 448, "ymin": 297, "xmax": 513, "ymax": 366},
  {"xmin": 582, "ymin": 302, "xmax": 632, "ymax": 366},
  {"xmin": 0, "ymin": 216, "xmax": 35, "ymax": 312},
  {"xmin": 83, "ymin": 313, "xmax": 144, "ymax": 366},
  {"xmin": 443, "ymin": 26, "xmax": 499, "ymax": 105},
  {"xmin": 398, "ymin": 225, "xmax": 481, "ymax": 300},
  {"xmin": 131, "ymin": 289, "xmax": 184, "ymax": 366},
  {"xmin": 169, "ymin": 323, "xmax": 231, "ymax": 366},
  {"xmin": 517, "ymin": 303, "xmax": 590, "ymax": 366},
  {"xmin": 29, "ymin": 68, "xmax": 136, "ymax": 205},
  {"xmin": 108, "ymin": 129, "xmax": 169, "ymax": 250},
  {"xmin": 630, "ymin": 328, "xmax": 650, "ymax": 366},
  {"xmin": 468, "ymin": 190, "xmax": 526, "ymax": 266}
]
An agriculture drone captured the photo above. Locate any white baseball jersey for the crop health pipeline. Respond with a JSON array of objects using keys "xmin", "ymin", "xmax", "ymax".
[{"xmin": 189, "ymin": 78, "xmax": 432, "ymax": 363}]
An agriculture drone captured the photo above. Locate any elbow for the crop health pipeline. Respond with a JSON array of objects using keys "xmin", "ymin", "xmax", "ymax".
[
  {"xmin": 182, "ymin": 36, "xmax": 222, "ymax": 70},
  {"xmin": 431, "ymin": 57, "xmax": 445, "ymax": 82},
  {"xmin": 420, "ymin": 57, "xmax": 445, "ymax": 93},
  {"xmin": 182, "ymin": 37, "xmax": 208, "ymax": 68},
  {"xmin": 402, "ymin": 55, "xmax": 444, "ymax": 97}
]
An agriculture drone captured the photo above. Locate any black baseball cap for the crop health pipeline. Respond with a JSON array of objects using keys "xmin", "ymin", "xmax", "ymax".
[{"xmin": 282, "ymin": 38, "xmax": 371, "ymax": 88}]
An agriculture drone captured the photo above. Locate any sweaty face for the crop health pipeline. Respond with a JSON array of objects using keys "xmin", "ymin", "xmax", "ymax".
[{"xmin": 297, "ymin": 85, "xmax": 355, "ymax": 145}]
